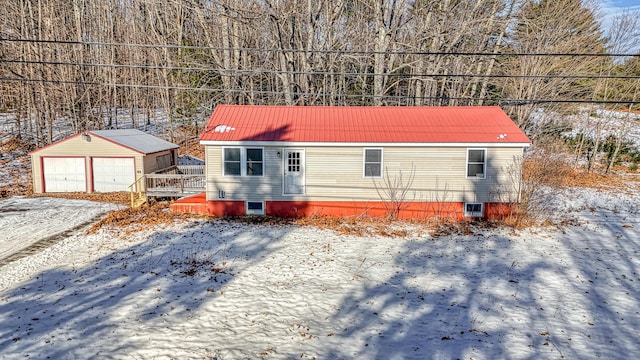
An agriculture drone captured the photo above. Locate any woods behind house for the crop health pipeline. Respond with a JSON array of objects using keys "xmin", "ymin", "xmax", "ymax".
[{"xmin": 0, "ymin": 0, "xmax": 638, "ymax": 147}]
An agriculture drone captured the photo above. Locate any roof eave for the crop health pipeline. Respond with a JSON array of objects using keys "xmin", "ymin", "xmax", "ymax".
[
  {"xmin": 89, "ymin": 131, "xmax": 179, "ymax": 155},
  {"xmin": 200, "ymin": 140, "xmax": 532, "ymax": 148}
]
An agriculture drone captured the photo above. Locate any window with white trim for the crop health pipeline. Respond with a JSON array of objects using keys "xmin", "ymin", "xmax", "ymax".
[
  {"xmin": 364, "ymin": 148, "xmax": 383, "ymax": 177},
  {"xmin": 223, "ymin": 147, "xmax": 263, "ymax": 176},
  {"xmin": 246, "ymin": 201, "xmax": 265, "ymax": 215},
  {"xmin": 246, "ymin": 148, "xmax": 263, "ymax": 176},
  {"xmin": 467, "ymin": 149, "xmax": 486, "ymax": 178},
  {"xmin": 464, "ymin": 203, "xmax": 483, "ymax": 217},
  {"xmin": 223, "ymin": 148, "xmax": 241, "ymax": 175}
]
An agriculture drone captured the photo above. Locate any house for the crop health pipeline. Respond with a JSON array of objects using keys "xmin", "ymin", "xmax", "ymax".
[
  {"xmin": 186, "ymin": 105, "xmax": 531, "ymax": 219},
  {"xmin": 30, "ymin": 129, "xmax": 179, "ymax": 194}
]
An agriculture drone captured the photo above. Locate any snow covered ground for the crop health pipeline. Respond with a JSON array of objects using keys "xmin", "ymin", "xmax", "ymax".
[
  {"xmin": 529, "ymin": 107, "xmax": 640, "ymax": 151},
  {"xmin": 0, "ymin": 182, "xmax": 639, "ymax": 359},
  {"xmin": 0, "ymin": 197, "xmax": 119, "ymax": 263}
]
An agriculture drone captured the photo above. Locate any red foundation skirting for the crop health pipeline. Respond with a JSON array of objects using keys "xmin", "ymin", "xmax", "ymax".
[
  {"xmin": 170, "ymin": 194, "xmax": 516, "ymax": 220},
  {"xmin": 169, "ymin": 193, "xmax": 209, "ymax": 215},
  {"xmin": 484, "ymin": 202, "xmax": 517, "ymax": 220},
  {"xmin": 266, "ymin": 201, "xmax": 466, "ymax": 220}
]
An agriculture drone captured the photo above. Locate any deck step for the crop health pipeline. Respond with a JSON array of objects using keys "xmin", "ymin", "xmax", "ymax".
[
  {"xmin": 169, "ymin": 193, "xmax": 208, "ymax": 215},
  {"xmin": 131, "ymin": 196, "xmax": 147, "ymax": 208}
]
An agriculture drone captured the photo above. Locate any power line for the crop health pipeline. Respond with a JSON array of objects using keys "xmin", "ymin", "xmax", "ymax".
[
  {"xmin": 2, "ymin": 38, "xmax": 637, "ymax": 107},
  {"xmin": 2, "ymin": 58, "xmax": 640, "ymax": 80},
  {"xmin": 1, "ymin": 77, "xmax": 636, "ymax": 106},
  {"xmin": 1, "ymin": 37, "xmax": 639, "ymax": 58}
]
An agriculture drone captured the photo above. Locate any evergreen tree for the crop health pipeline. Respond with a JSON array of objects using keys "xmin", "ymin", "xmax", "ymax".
[{"xmin": 498, "ymin": 0, "xmax": 608, "ymax": 136}]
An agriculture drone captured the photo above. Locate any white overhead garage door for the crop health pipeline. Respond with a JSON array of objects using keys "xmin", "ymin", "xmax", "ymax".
[
  {"xmin": 43, "ymin": 157, "xmax": 87, "ymax": 193},
  {"xmin": 92, "ymin": 157, "xmax": 136, "ymax": 192}
]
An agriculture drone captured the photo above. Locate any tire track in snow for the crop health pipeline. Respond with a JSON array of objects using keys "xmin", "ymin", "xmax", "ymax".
[{"xmin": 0, "ymin": 212, "xmax": 110, "ymax": 268}]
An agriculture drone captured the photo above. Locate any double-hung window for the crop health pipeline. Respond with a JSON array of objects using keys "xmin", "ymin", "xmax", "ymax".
[
  {"xmin": 223, "ymin": 148, "xmax": 263, "ymax": 176},
  {"xmin": 467, "ymin": 149, "xmax": 486, "ymax": 178},
  {"xmin": 224, "ymin": 148, "xmax": 242, "ymax": 175},
  {"xmin": 364, "ymin": 148, "xmax": 383, "ymax": 177},
  {"xmin": 246, "ymin": 148, "xmax": 263, "ymax": 176}
]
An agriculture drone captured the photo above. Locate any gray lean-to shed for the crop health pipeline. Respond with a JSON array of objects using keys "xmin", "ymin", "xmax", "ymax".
[{"xmin": 30, "ymin": 129, "xmax": 178, "ymax": 194}]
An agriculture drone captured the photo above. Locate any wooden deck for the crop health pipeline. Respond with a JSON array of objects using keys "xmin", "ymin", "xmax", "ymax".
[{"xmin": 144, "ymin": 165, "xmax": 206, "ymax": 198}]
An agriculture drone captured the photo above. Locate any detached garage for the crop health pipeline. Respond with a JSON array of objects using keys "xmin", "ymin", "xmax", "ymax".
[{"xmin": 30, "ymin": 129, "xmax": 178, "ymax": 194}]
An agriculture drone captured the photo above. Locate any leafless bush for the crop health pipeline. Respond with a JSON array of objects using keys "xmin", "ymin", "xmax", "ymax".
[
  {"xmin": 373, "ymin": 166, "xmax": 416, "ymax": 220},
  {"xmin": 502, "ymin": 149, "xmax": 573, "ymax": 227},
  {"xmin": 418, "ymin": 178, "xmax": 459, "ymax": 222}
]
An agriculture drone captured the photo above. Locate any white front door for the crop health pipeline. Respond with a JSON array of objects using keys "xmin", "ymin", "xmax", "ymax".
[
  {"xmin": 43, "ymin": 157, "xmax": 87, "ymax": 192},
  {"xmin": 283, "ymin": 149, "xmax": 305, "ymax": 195},
  {"xmin": 92, "ymin": 157, "xmax": 136, "ymax": 192}
]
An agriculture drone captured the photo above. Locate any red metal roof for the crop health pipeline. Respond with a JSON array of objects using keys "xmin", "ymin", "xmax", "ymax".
[{"xmin": 199, "ymin": 105, "xmax": 531, "ymax": 145}]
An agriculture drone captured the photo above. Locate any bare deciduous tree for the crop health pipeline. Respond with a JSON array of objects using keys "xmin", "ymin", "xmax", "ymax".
[{"xmin": 0, "ymin": 0, "xmax": 635, "ymax": 148}]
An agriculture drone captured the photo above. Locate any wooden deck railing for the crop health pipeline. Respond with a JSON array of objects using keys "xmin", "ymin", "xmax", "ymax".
[
  {"xmin": 129, "ymin": 165, "xmax": 206, "ymax": 207},
  {"xmin": 144, "ymin": 165, "xmax": 206, "ymax": 198},
  {"xmin": 155, "ymin": 165, "xmax": 205, "ymax": 176}
]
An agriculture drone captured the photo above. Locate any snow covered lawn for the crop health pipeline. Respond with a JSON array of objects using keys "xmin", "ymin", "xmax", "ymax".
[
  {"xmin": 0, "ymin": 197, "xmax": 119, "ymax": 262},
  {"xmin": 0, "ymin": 186, "xmax": 639, "ymax": 359}
]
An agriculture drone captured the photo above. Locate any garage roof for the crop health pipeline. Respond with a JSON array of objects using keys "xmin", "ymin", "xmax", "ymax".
[
  {"xmin": 200, "ymin": 105, "xmax": 531, "ymax": 146},
  {"xmin": 90, "ymin": 129, "xmax": 178, "ymax": 154},
  {"xmin": 29, "ymin": 129, "xmax": 179, "ymax": 155}
]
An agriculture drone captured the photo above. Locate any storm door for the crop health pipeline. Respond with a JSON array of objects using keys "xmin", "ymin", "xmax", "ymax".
[{"xmin": 283, "ymin": 149, "xmax": 305, "ymax": 195}]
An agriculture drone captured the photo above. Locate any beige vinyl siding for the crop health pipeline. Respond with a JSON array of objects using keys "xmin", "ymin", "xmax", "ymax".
[
  {"xmin": 205, "ymin": 145, "xmax": 525, "ymax": 203},
  {"xmin": 471, "ymin": 147, "xmax": 522, "ymax": 202},
  {"xmin": 303, "ymin": 146, "xmax": 509, "ymax": 203},
  {"xmin": 205, "ymin": 146, "xmax": 283, "ymax": 201},
  {"xmin": 31, "ymin": 154, "xmax": 43, "ymax": 193},
  {"xmin": 305, "ymin": 147, "xmax": 377, "ymax": 201}
]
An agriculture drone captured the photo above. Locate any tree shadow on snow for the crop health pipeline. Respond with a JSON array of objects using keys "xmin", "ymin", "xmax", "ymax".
[
  {"xmin": 320, "ymin": 227, "xmax": 640, "ymax": 359},
  {"xmin": 320, "ymin": 232, "xmax": 558, "ymax": 359},
  {"xmin": 319, "ymin": 206, "xmax": 640, "ymax": 359},
  {"xmin": 559, "ymin": 204, "xmax": 640, "ymax": 358},
  {"xmin": 0, "ymin": 220, "xmax": 289, "ymax": 358}
]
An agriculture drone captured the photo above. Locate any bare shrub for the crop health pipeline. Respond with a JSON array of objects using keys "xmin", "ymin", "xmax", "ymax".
[
  {"xmin": 502, "ymin": 148, "xmax": 574, "ymax": 227},
  {"xmin": 421, "ymin": 178, "xmax": 459, "ymax": 221},
  {"xmin": 373, "ymin": 166, "xmax": 416, "ymax": 219}
]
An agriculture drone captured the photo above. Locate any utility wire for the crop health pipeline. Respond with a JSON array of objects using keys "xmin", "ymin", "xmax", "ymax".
[
  {"xmin": 1, "ymin": 76, "xmax": 637, "ymax": 105},
  {"xmin": 1, "ymin": 37, "xmax": 639, "ymax": 57},
  {"xmin": 1, "ymin": 58, "xmax": 640, "ymax": 80},
  {"xmin": 2, "ymin": 38, "xmax": 637, "ymax": 107}
]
